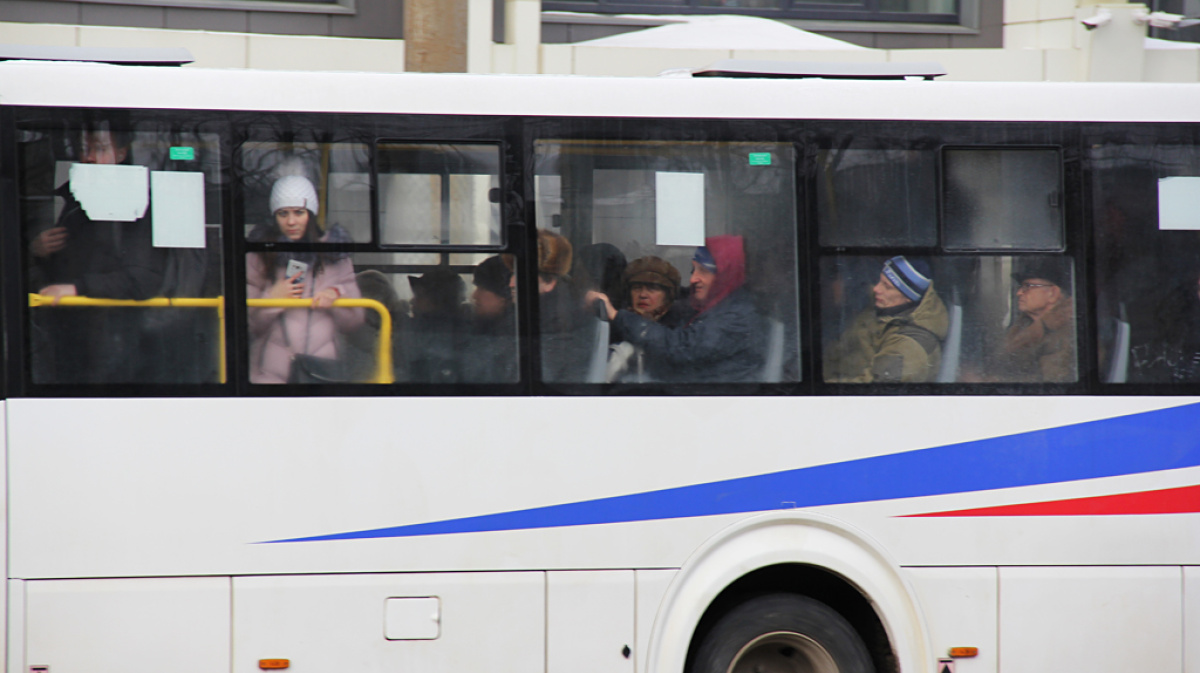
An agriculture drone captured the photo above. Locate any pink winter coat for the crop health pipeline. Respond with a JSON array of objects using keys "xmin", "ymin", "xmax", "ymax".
[{"xmin": 246, "ymin": 253, "xmax": 364, "ymax": 384}]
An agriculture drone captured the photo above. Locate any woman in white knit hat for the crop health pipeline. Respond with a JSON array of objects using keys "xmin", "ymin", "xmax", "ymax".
[{"xmin": 245, "ymin": 174, "xmax": 363, "ymax": 384}]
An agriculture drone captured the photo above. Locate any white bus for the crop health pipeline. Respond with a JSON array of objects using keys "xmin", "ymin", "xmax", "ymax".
[{"xmin": 2, "ymin": 57, "xmax": 1199, "ymax": 673}]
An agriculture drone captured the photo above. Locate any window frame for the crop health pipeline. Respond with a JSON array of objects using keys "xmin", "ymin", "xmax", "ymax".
[
  {"xmin": 543, "ymin": 0, "xmax": 961, "ymax": 25},
  {"xmin": 66, "ymin": 0, "xmax": 355, "ymax": 15}
]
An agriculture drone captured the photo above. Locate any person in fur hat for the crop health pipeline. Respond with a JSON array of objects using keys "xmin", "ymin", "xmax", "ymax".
[
  {"xmin": 988, "ymin": 258, "xmax": 1076, "ymax": 382},
  {"xmin": 246, "ymin": 174, "xmax": 363, "ymax": 384},
  {"xmin": 535, "ymin": 230, "xmax": 595, "ymax": 381},
  {"xmin": 587, "ymin": 235, "xmax": 766, "ymax": 383},
  {"xmin": 604, "ymin": 255, "xmax": 693, "ymax": 382}
]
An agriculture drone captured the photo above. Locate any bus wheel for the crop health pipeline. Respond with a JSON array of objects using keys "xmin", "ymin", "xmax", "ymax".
[{"xmin": 690, "ymin": 594, "xmax": 875, "ymax": 673}]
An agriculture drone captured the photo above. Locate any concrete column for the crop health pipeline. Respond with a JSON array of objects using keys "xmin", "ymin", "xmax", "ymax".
[
  {"xmin": 505, "ymin": 0, "xmax": 542, "ymax": 74},
  {"xmin": 404, "ymin": 0, "xmax": 468, "ymax": 73},
  {"xmin": 1074, "ymin": 3, "xmax": 1149, "ymax": 80}
]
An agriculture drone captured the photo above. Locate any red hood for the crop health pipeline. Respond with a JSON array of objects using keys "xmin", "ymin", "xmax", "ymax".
[{"xmin": 693, "ymin": 235, "xmax": 746, "ymax": 315}]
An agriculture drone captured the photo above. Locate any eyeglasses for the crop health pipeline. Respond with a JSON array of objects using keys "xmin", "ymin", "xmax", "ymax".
[{"xmin": 1016, "ymin": 282, "xmax": 1055, "ymax": 292}]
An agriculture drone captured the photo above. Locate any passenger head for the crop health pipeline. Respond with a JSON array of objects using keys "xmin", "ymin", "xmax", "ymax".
[
  {"xmin": 80, "ymin": 127, "xmax": 130, "ymax": 165},
  {"xmin": 409, "ymin": 267, "xmax": 465, "ymax": 318},
  {"xmin": 874, "ymin": 256, "xmax": 931, "ymax": 310},
  {"xmin": 624, "ymin": 256, "xmax": 680, "ymax": 321},
  {"xmin": 472, "ymin": 255, "xmax": 513, "ymax": 319},
  {"xmin": 690, "ymin": 235, "xmax": 747, "ymax": 313},
  {"xmin": 536, "ymin": 230, "xmax": 572, "ymax": 295},
  {"xmin": 270, "ymin": 175, "xmax": 320, "ymax": 241},
  {"xmin": 575, "ymin": 243, "xmax": 627, "ymax": 300},
  {"xmin": 1013, "ymin": 259, "xmax": 1070, "ymax": 319}
]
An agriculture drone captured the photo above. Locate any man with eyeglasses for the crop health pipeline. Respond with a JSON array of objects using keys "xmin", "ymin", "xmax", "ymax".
[{"xmin": 992, "ymin": 259, "xmax": 1076, "ymax": 383}]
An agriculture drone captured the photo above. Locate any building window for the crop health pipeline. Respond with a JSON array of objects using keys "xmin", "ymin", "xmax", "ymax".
[{"xmin": 544, "ymin": 0, "xmax": 958, "ymax": 24}]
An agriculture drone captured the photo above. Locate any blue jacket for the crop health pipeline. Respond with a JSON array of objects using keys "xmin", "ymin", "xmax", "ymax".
[{"xmin": 613, "ymin": 288, "xmax": 765, "ymax": 383}]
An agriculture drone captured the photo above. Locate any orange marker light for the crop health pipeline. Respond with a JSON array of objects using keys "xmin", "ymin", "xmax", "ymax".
[
  {"xmin": 259, "ymin": 659, "xmax": 290, "ymax": 670},
  {"xmin": 949, "ymin": 647, "xmax": 978, "ymax": 658}
]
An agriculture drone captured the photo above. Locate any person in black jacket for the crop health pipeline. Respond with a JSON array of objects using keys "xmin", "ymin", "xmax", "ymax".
[
  {"xmin": 28, "ymin": 125, "xmax": 166, "ymax": 384},
  {"xmin": 588, "ymin": 235, "xmax": 765, "ymax": 383}
]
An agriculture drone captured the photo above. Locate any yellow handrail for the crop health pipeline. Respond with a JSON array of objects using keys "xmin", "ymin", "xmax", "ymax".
[
  {"xmin": 27, "ymin": 294, "xmax": 394, "ymax": 385},
  {"xmin": 247, "ymin": 297, "xmax": 393, "ymax": 384}
]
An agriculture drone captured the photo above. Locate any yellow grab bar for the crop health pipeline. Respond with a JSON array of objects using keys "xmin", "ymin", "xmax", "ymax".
[
  {"xmin": 248, "ymin": 297, "xmax": 393, "ymax": 384},
  {"xmin": 28, "ymin": 294, "xmax": 394, "ymax": 385}
]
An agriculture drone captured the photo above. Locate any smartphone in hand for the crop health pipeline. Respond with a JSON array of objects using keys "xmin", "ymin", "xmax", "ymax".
[{"xmin": 285, "ymin": 259, "xmax": 309, "ymax": 284}]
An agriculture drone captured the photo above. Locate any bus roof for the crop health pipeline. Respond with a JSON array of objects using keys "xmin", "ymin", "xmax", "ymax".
[{"xmin": 1, "ymin": 59, "xmax": 1198, "ymax": 123}]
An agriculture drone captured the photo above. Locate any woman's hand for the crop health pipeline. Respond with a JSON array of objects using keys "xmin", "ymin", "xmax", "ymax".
[
  {"xmin": 39, "ymin": 283, "xmax": 77, "ymax": 306},
  {"xmin": 268, "ymin": 272, "xmax": 304, "ymax": 299},
  {"xmin": 585, "ymin": 289, "xmax": 617, "ymax": 321},
  {"xmin": 313, "ymin": 287, "xmax": 340, "ymax": 308}
]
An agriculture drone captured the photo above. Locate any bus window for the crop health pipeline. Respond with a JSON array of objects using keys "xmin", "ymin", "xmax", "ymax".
[
  {"xmin": 1092, "ymin": 134, "xmax": 1200, "ymax": 384},
  {"xmin": 533, "ymin": 139, "xmax": 802, "ymax": 386},
  {"xmin": 821, "ymin": 255, "xmax": 1077, "ymax": 384},
  {"xmin": 243, "ymin": 250, "xmax": 519, "ymax": 385},
  {"xmin": 942, "ymin": 147, "xmax": 1064, "ymax": 251},
  {"xmin": 22, "ymin": 116, "xmax": 225, "ymax": 385},
  {"xmin": 817, "ymin": 148, "xmax": 937, "ymax": 248},
  {"xmin": 376, "ymin": 143, "xmax": 502, "ymax": 247}
]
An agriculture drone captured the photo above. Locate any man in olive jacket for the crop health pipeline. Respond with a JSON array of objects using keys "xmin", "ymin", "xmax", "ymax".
[{"xmin": 823, "ymin": 256, "xmax": 948, "ymax": 383}]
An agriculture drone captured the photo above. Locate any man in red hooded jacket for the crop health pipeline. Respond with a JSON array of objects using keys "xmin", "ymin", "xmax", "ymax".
[{"xmin": 588, "ymin": 235, "xmax": 766, "ymax": 383}]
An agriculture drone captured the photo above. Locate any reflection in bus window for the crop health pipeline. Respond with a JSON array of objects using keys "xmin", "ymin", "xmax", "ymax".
[
  {"xmin": 942, "ymin": 147, "xmax": 1064, "ymax": 251},
  {"xmin": 1092, "ymin": 138, "xmax": 1200, "ymax": 384},
  {"xmin": 821, "ymin": 256, "xmax": 1077, "ymax": 384},
  {"xmin": 22, "ymin": 119, "xmax": 224, "ymax": 385},
  {"xmin": 245, "ymin": 175, "xmax": 365, "ymax": 384},
  {"xmin": 817, "ymin": 148, "xmax": 937, "ymax": 248},
  {"xmin": 336, "ymin": 253, "xmax": 520, "ymax": 385},
  {"xmin": 376, "ymin": 143, "xmax": 502, "ymax": 247},
  {"xmin": 534, "ymin": 139, "xmax": 802, "ymax": 385}
]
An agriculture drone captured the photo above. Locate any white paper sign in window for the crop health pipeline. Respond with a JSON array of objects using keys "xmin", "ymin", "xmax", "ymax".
[
  {"xmin": 150, "ymin": 171, "xmax": 206, "ymax": 249},
  {"xmin": 655, "ymin": 171, "xmax": 705, "ymax": 246},
  {"xmin": 1158, "ymin": 176, "xmax": 1200, "ymax": 231},
  {"xmin": 68, "ymin": 163, "xmax": 149, "ymax": 222}
]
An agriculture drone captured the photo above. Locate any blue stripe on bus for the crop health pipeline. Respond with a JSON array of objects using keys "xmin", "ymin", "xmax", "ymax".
[{"xmin": 268, "ymin": 403, "xmax": 1200, "ymax": 543}]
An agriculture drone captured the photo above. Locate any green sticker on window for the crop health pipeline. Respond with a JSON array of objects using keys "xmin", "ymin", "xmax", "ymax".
[
  {"xmin": 169, "ymin": 146, "xmax": 196, "ymax": 161},
  {"xmin": 748, "ymin": 152, "xmax": 772, "ymax": 166}
]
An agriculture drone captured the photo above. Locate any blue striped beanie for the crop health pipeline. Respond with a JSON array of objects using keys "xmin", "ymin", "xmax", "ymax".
[{"xmin": 881, "ymin": 256, "xmax": 932, "ymax": 303}]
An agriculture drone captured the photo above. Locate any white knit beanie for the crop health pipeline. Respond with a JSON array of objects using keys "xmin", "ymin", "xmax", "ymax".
[{"xmin": 269, "ymin": 175, "xmax": 319, "ymax": 216}]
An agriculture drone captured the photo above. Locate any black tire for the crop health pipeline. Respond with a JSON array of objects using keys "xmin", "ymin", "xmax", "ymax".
[{"xmin": 690, "ymin": 593, "xmax": 876, "ymax": 673}]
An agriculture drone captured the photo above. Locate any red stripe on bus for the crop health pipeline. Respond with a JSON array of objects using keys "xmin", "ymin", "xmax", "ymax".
[{"xmin": 902, "ymin": 484, "xmax": 1200, "ymax": 517}]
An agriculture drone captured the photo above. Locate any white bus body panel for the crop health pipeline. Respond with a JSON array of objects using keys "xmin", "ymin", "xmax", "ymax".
[
  {"xmin": 904, "ymin": 568, "xmax": 998, "ymax": 673},
  {"xmin": 231, "ymin": 572, "xmax": 543, "ymax": 673},
  {"xmin": 3, "ymin": 61, "xmax": 1200, "ymax": 124},
  {"xmin": 8, "ymin": 396, "xmax": 1200, "ymax": 578},
  {"xmin": 999, "ymin": 567, "xmax": 1182, "ymax": 673},
  {"xmin": 546, "ymin": 570, "xmax": 635, "ymax": 673},
  {"xmin": 23, "ymin": 577, "xmax": 231, "ymax": 673},
  {"xmin": 1187, "ymin": 567, "xmax": 1200, "ymax": 673},
  {"xmin": 8, "ymin": 396, "xmax": 1200, "ymax": 672}
]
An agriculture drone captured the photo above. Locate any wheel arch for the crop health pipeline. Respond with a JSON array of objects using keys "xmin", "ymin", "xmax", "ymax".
[{"xmin": 644, "ymin": 511, "xmax": 932, "ymax": 673}]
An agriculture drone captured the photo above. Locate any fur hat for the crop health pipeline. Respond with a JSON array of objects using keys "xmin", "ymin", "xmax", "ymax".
[
  {"xmin": 882, "ymin": 255, "xmax": 932, "ymax": 303},
  {"xmin": 624, "ymin": 256, "xmax": 681, "ymax": 299},
  {"xmin": 1013, "ymin": 258, "xmax": 1071, "ymax": 294},
  {"xmin": 537, "ymin": 230, "xmax": 572, "ymax": 278},
  {"xmin": 270, "ymin": 175, "xmax": 319, "ymax": 217}
]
